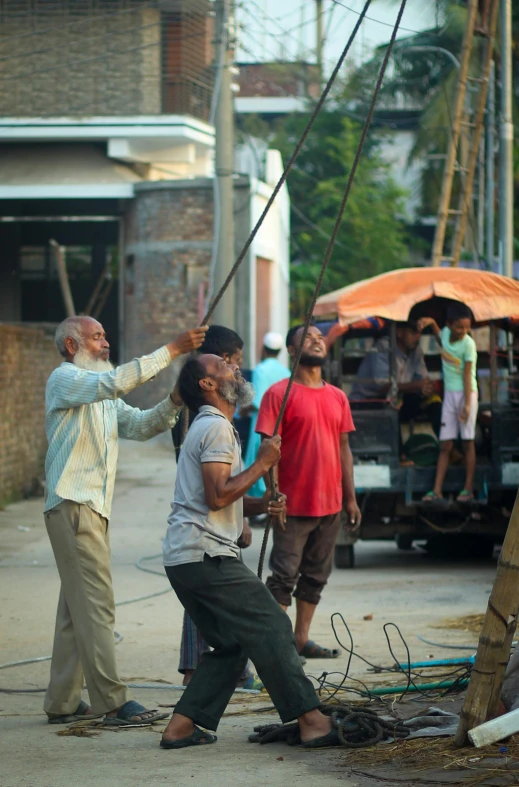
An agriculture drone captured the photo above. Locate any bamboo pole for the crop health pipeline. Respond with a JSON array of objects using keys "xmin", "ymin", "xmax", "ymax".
[
  {"xmin": 454, "ymin": 489, "xmax": 519, "ymax": 746},
  {"xmin": 50, "ymin": 239, "xmax": 75, "ymax": 318},
  {"xmin": 451, "ymin": 0, "xmax": 499, "ymax": 265},
  {"xmin": 431, "ymin": 0, "xmax": 478, "ymax": 267}
]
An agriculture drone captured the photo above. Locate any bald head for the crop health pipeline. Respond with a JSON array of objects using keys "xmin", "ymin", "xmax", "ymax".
[{"xmin": 55, "ymin": 316, "xmax": 111, "ymax": 371}]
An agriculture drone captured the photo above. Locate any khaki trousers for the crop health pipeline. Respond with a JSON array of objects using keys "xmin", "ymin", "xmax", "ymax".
[{"xmin": 43, "ymin": 500, "xmax": 129, "ymax": 716}]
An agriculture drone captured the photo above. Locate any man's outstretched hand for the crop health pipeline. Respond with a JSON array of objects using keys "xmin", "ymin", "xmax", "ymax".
[{"xmin": 167, "ymin": 326, "xmax": 208, "ymax": 359}]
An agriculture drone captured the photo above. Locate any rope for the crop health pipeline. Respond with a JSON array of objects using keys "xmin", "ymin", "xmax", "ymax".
[
  {"xmin": 257, "ymin": 0, "xmax": 409, "ymax": 580},
  {"xmin": 248, "ymin": 701, "xmax": 410, "ymax": 748},
  {"xmin": 201, "ymin": 0, "xmax": 374, "ymax": 326}
]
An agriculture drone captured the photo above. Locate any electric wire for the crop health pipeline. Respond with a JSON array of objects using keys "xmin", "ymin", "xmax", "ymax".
[
  {"xmin": 204, "ymin": 0, "xmax": 228, "ymax": 311},
  {"xmin": 331, "ymin": 0, "xmax": 444, "ymax": 37},
  {"xmin": 257, "ymin": 0, "xmax": 409, "ymax": 580},
  {"xmin": 329, "ymin": 613, "xmax": 472, "ymax": 702},
  {"xmin": 201, "ymin": 0, "xmax": 375, "ymax": 328},
  {"xmin": 0, "ymin": 552, "xmax": 171, "ymax": 676}
]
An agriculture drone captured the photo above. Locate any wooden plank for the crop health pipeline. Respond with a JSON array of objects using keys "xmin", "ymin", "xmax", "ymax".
[{"xmin": 454, "ymin": 490, "xmax": 519, "ymax": 746}]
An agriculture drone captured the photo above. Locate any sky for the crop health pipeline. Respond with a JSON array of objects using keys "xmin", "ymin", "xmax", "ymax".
[{"xmin": 235, "ymin": 0, "xmax": 439, "ymax": 71}]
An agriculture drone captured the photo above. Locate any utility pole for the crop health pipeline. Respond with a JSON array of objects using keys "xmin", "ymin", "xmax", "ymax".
[
  {"xmin": 498, "ymin": 0, "xmax": 514, "ymax": 278},
  {"xmin": 486, "ymin": 60, "xmax": 496, "ymax": 270},
  {"xmin": 316, "ymin": 0, "xmax": 323, "ymax": 87},
  {"xmin": 212, "ymin": 0, "xmax": 236, "ymax": 328}
]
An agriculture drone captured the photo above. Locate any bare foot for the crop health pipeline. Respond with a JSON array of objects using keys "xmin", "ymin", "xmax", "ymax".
[
  {"xmin": 162, "ymin": 712, "xmax": 195, "ymax": 743},
  {"xmin": 298, "ymin": 709, "xmax": 333, "ymax": 743}
]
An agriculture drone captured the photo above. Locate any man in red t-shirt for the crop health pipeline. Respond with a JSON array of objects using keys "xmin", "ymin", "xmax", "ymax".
[{"xmin": 256, "ymin": 324, "xmax": 361, "ymax": 659}]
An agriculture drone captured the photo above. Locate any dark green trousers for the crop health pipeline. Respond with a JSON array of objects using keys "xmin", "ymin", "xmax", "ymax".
[{"xmin": 165, "ymin": 555, "xmax": 320, "ymax": 730}]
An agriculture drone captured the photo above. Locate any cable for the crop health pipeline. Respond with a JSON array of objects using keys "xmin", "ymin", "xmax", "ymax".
[
  {"xmin": 329, "ymin": 613, "xmax": 473, "ymax": 703},
  {"xmin": 0, "ymin": 553, "xmax": 171, "ymax": 672},
  {"xmin": 246, "ymin": 0, "xmax": 308, "ymax": 51},
  {"xmin": 417, "ymin": 635, "xmax": 478, "ymax": 650},
  {"xmin": 290, "ymin": 203, "xmax": 351, "ymax": 252},
  {"xmin": 257, "ymin": 0, "xmax": 409, "ymax": 580},
  {"xmin": 331, "ymin": 0, "xmax": 443, "ymax": 37},
  {"xmin": 202, "ymin": 0, "xmax": 374, "ymax": 328},
  {"xmin": 237, "ymin": 16, "xmax": 308, "ymax": 65},
  {"xmin": 204, "ymin": 0, "xmax": 228, "ymax": 312}
]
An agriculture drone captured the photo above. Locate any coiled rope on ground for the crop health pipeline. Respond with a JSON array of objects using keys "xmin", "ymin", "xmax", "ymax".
[{"xmin": 249, "ymin": 701, "xmax": 410, "ymax": 748}]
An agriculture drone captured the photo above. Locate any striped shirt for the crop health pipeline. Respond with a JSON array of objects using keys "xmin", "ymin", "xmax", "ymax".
[{"xmin": 44, "ymin": 346, "xmax": 179, "ymax": 519}]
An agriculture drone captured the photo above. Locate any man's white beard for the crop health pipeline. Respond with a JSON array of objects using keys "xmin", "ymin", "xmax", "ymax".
[
  {"xmin": 220, "ymin": 379, "xmax": 255, "ymax": 408},
  {"xmin": 73, "ymin": 348, "xmax": 114, "ymax": 372}
]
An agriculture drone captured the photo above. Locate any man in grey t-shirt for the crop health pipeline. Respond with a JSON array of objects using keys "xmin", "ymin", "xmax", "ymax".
[
  {"xmin": 160, "ymin": 353, "xmax": 339, "ymax": 751},
  {"xmin": 163, "ymin": 404, "xmax": 244, "ymax": 566}
]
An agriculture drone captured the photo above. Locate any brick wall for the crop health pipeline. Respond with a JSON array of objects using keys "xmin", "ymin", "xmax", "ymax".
[
  {"xmin": 123, "ymin": 178, "xmax": 252, "ymax": 409},
  {"xmin": 0, "ymin": 7, "xmax": 161, "ymax": 117},
  {"xmin": 0, "ymin": 324, "xmax": 60, "ymax": 506}
]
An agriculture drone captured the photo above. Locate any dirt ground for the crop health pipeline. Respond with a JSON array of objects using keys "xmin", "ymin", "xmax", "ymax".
[{"xmin": 0, "ymin": 436, "xmax": 496, "ymax": 786}]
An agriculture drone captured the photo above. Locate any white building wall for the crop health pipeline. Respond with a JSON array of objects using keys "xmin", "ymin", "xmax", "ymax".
[
  {"xmin": 248, "ymin": 149, "xmax": 290, "ymax": 367},
  {"xmin": 377, "ymin": 130, "xmax": 425, "ymax": 221}
]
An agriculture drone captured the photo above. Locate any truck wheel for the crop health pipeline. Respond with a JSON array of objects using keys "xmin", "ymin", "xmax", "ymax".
[
  {"xmin": 334, "ymin": 544, "xmax": 355, "ymax": 569},
  {"xmin": 396, "ymin": 534, "xmax": 413, "ymax": 551}
]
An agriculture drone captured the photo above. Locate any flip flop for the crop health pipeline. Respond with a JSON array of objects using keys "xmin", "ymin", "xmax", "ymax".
[
  {"xmin": 421, "ymin": 490, "xmax": 446, "ymax": 505},
  {"xmin": 299, "ymin": 640, "xmax": 341, "ymax": 659},
  {"xmin": 457, "ymin": 489, "xmax": 475, "ymax": 503},
  {"xmin": 103, "ymin": 700, "xmax": 169, "ymax": 727},
  {"xmin": 240, "ymin": 673, "xmax": 264, "ymax": 691},
  {"xmin": 301, "ymin": 727, "xmax": 341, "ymax": 748},
  {"xmin": 160, "ymin": 726, "xmax": 217, "ymax": 749},
  {"xmin": 47, "ymin": 700, "xmax": 101, "ymax": 725}
]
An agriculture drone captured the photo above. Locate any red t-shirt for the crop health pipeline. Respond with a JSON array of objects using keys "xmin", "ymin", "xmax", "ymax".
[{"xmin": 255, "ymin": 380, "xmax": 355, "ymax": 517}]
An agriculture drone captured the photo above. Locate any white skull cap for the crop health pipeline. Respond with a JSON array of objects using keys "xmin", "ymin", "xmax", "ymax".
[{"xmin": 263, "ymin": 331, "xmax": 284, "ymax": 351}]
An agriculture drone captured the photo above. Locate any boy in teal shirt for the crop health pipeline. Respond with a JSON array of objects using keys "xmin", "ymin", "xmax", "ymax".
[{"xmin": 421, "ymin": 303, "xmax": 478, "ymax": 503}]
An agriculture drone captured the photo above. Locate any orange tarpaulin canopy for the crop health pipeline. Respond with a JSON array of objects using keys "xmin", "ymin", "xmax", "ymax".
[{"xmin": 314, "ymin": 267, "xmax": 519, "ymax": 326}]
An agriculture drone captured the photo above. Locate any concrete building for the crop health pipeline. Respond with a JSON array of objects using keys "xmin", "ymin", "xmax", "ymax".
[{"xmin": 0, "ymin": 0, "xmax": 290, "ymax": 502}]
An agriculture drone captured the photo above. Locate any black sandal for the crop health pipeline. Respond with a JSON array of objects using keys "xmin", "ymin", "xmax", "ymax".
[
  {"xmin": 103, "ymin": 700, "xmax": 169, "ymax": 727},
  {"xmin": 47, "ymin": 700, "xmax": 101, "ymax": 725},
  {"xmin": 160, "ymin": 726, "xmax": 217, "ymax": 749}
]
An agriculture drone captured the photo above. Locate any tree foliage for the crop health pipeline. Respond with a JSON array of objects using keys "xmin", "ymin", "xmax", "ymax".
[
  {"xmin": 271, "ymin": 112, "xmax": 410, "ymax": 321},
  {"xmin": 349, "ymin": 2, "xmax": 519, "ymax": 242}
]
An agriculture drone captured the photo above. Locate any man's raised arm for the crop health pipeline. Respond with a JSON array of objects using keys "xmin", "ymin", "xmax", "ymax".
[{"xmin": 48, "ymin": 328, "xmax": 207, "ymax": 409}]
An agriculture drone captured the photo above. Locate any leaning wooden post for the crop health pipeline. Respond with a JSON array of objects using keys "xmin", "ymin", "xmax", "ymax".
[
  {"xmin": 50, "ymin": 239, "xmax": 76, "ymax": 318},
  {"xmin": 454, "ymin": 489, "xmax": 519, "ymax": 746}
]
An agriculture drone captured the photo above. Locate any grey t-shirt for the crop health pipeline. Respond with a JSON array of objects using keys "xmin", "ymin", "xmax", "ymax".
[
  {"xmin": 163, "ymin": 405, "xmax": 243, "ymax": 567},
  {"xmin": 350, "ymin": 336, "xmax": 428, "ymax": 400}
]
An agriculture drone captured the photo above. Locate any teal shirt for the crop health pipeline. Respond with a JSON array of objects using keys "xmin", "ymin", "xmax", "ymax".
[
  {"xmin": 244, "ymin": 358, "xmax": 290, "ymax": 497},
  {"xmin": 440, "ymin": 327, "xmax": 478, "ymax": 393}
]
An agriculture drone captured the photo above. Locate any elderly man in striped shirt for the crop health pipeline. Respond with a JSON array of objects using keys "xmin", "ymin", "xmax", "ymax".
[{"xmin": 43, "ymin": 315, "xmax": 207, "ymax": 727}]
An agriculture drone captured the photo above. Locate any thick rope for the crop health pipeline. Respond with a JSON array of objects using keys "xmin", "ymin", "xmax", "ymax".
[
  {"xmin": 256, "ymin": 0, "xmax": 409, "ymax": 580},
  {"xmin": 248, "ymin": 702, "xmax": 410, "ymax": 748},
  {"xmin": 201, "ymin": 0, "xmax": 374, "ymax": 326}
]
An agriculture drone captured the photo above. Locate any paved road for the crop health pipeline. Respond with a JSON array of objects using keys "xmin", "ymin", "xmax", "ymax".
[{"xmin": 0, "ymin": 436, "xmax": 496, "ymax": 786}]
